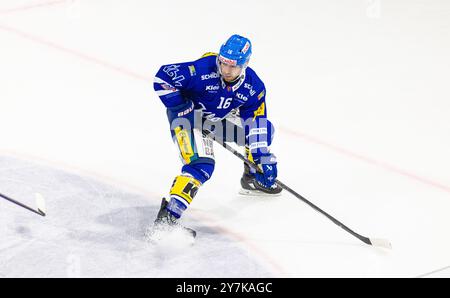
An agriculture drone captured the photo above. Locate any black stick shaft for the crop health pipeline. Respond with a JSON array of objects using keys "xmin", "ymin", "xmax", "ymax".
[
  {"xmin": 204, "ymin": 129, "xmax": 372, "ymax": 246},
  {"xmin": 0, "ymin": 192, "xmax": 45, "ymax": 217}
]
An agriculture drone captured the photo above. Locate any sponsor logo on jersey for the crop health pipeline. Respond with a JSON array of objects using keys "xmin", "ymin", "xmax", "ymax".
[
  {"xmin": 201, "ymin": 72, "xmax": 220, "ymax": 80},
  {"xmin": 257, "ymin": 90, "xmax": 265, "ymax": 100},
  {"xmin": 163, "ymin": 65, "xmax": 185, "ymax": 87},
  {"xmin": 253, "ymin": 102, "xmax": 265, "ymax": 120},
  {"xmin": 206, "ymin": 85, "xmax": 220, "ymax": 91},
  {"xmin": 161, "ymin": 83, "xmax": 177, "ymax": 91},
  {"xmin": 236, "ymin": 93, "xmax": 248, "ymax": 102},
  {"xmin": 244, "ymin": 83, "xmax": 256, "ymax": 96},
  {"xmin": 188, "ymin": 65, "xmax": 196, "ymax": 76}
]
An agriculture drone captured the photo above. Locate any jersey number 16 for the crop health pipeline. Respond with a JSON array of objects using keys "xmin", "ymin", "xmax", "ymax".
[{"xmin": 218, "ymin": 97, "xmax": 232, "ymax": 109}]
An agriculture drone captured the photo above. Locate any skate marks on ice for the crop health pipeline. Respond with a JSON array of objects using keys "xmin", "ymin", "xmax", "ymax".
[{"xmin": 0, "ymin": 155, "xmax": 273, "ymax": 277}]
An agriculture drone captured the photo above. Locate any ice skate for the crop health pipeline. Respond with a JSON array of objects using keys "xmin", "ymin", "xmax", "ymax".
[{"xmin": 146, "ymin": 198, "xmax": 196, "ymax": 243}]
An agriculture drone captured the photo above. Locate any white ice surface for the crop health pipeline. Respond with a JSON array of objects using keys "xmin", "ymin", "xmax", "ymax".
[
  {"xmin": 1, "ymin": 0, "xmax": 450, "ymax": 277},
  {"xmin": 0, "ymin": 156, "xmax": 275, "ymax": 277}
]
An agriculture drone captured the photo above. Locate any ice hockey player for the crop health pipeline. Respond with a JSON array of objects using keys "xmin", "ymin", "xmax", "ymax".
[{"xmin": 152, "ymin": 34, "xmax": 282, "ymax": 237}]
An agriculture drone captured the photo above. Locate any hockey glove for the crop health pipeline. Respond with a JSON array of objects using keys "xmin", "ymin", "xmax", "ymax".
[
  {"xmin": 254, "ymin": 153, "xmax": 278, "ymax": 188},
  {"xmin": 166, "ymin": 100, "xmax": 195, "ymax": 130}
]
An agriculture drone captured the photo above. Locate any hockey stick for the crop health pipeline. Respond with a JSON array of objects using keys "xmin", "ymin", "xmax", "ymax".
[
  {"xmin": 203, "ymin": 128, "xmax": 391, "ymax": 249},
  {"xmin": 0, "ymin": 192, "xmax": 46, "ymax": 217}
]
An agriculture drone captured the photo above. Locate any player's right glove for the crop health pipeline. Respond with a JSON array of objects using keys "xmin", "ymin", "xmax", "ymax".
[{"xmin": 166, "ymin": 100, "xmax": 195, "ymax": 130}]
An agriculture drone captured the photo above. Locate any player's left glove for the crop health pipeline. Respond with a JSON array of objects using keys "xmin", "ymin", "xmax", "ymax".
[{"xmin": 254, "ymin": 153, "xmax": 278, "ymax": 188}]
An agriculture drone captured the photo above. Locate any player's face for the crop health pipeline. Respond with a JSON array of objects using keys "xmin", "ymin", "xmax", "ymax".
[{"xmin": 219, "ymin": 62, "xmax": 243, "ymax": 82}]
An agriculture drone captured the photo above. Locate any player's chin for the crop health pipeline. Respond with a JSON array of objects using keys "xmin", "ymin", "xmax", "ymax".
[{"xmin": 223, "ymin": 75, "xmax": 236, "ymax": 82}]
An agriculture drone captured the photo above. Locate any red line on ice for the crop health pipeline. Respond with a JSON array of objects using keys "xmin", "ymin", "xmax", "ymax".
[
  {"xmin": 0, "ymin": 0, "xmax": 67, "ymax": 15},
  {"xmin": 280, "ymin": 126, "xmax": 450, "ymax": 194},
  {"xmin": 0, "ymin": 23, "xmax": 150, "ymax": 82}
]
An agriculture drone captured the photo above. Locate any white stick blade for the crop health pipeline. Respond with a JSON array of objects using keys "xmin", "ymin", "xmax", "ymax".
[
  {"xmin": 35, "ymin": 193, "xmax": 46, "ymax": 216},
  {"xmin": 370, "ymin": 238, "xmax": 392, "ymax": 249}
]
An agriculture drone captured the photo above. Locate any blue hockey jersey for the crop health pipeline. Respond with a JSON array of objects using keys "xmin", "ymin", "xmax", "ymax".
[{"xmin": 154, "ymin": 53, "xmax": 274, "ymax": 158}]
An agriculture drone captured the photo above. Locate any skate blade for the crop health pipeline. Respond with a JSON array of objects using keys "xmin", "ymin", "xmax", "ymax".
[{"xmin": 238, "ymin": 188, "xmax": 282, "ymax": 197}]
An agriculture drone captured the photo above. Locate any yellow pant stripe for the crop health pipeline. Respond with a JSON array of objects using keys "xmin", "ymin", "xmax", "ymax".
[{"xmin": 174, "ymin": 127, "xmax": 195, "ymax": 164}]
